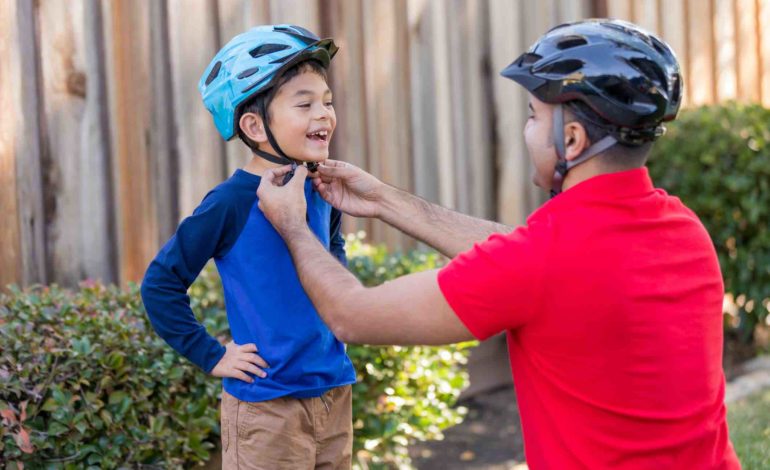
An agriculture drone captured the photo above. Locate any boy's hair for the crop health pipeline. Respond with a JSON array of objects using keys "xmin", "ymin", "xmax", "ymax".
[
  {"xmin": 564, "ymin": 101, "xmax": 652, "ymax": 169},
  {"xmin": 236, "ymin": 60, "xmax": 328, "ymax": 153}
]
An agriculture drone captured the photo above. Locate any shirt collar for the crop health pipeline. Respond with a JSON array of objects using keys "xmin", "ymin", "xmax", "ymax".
[{"xmin": 537, "ymin": 167, "xmax": 655, "ymax": 213}]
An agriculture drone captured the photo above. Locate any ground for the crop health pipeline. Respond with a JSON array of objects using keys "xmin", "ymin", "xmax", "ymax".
[{"xmin": 409, "ymin": 385, "xmax": 525, "ymax": 470}]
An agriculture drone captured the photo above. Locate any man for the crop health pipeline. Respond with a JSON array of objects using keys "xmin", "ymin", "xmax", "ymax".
[{"xmin": 257, "ymin": 19, "xmax": 740, "ymax": 469}]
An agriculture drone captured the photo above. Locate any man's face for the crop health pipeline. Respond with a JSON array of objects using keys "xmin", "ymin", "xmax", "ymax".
[
  {"xmin": 265, "ymin": 70, "xmax": 337, "ymax": 163},
  {"xmin": 524, "ymin": 94, "xmax": 558, "ymax": 190}
]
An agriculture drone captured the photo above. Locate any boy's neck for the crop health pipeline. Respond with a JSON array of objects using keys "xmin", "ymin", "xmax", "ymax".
[{"xmin": 242, "ymin": 154, "xmax": 287, "ymax": 177}]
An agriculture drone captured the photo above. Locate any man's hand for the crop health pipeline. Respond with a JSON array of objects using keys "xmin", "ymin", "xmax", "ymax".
[
  {"xmin": 257, "ymin": 164, "xmax": 309, "ymax": 236},
  {"xmin": 211, "ymin": 341, "xmax": 270, "ymax": 383},
  {"xmin": 311, "ymin": 160, "xmax": 384, "ymax": 218}
]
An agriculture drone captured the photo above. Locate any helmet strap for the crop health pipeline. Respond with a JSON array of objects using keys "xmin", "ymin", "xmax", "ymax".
[
  {"xmin": 550, "ymin": 104, "xmax": 617, "ymax": 197},
  {"xmin": 256, "ymin": 99, "xmax": 296, "ymax": 166}
]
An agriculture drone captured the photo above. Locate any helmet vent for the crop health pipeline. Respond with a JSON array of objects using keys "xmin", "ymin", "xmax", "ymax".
[
  {"xmin": 250, "ymin": 44, "xmax": 290, "ymax": 58},
  {"xmin": 629, "ymin": 58, "xmax": 666, "ymax": 90},
  {"xmin": 537, "ymin": 59, "xmax": 583, "ymax": 76},
  {"xmin": 237, "ymin": 67, "xmax": 260, "ymax": 79},
  {"xmin": 603, "ymin": 81, "xmax": 638, "ymax": 106},
  {"xmin": 205, "ymin": 61, "xmax": 222, "ymax": 86},
  {"xmin": 270, "ymin": 51, "xmax": 299, "ymax": 64},
  {"xmin": 274, "ymin": 25, "xmax": 318, "ymax": 45},
  {"xmin": 556, "ymin": 35, "xmax": 587, "ymax": 49}
]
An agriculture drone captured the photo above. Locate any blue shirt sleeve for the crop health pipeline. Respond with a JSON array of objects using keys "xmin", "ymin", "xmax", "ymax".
[
  {"xmin": 140, "ymin": 190, "xmax": 238, "ymax": 373},
  {"xmin": 329, "ymin": 207, "xmax": 347, "ymax": 267}
]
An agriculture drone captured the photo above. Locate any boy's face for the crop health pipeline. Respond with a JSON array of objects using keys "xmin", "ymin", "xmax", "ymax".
[
  {"xmin": 264, "ymin": 71, "xmax": 336, "ymax": 163},
  {"xmin": 524, "ymin": 94, "xmax": 558, "ymax": 189}
]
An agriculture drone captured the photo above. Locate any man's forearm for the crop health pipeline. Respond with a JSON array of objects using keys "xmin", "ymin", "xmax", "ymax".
[
  {"xmin": 278, "ymin": 223, "xmax": 473, "ymax": 346},
  {"xmin": 280, "ymin": 224, "xmax": 363, "ymax": 339},
  {"xmin": 377, "ymin": 184, "xmax": 513, "ymax": 258}
]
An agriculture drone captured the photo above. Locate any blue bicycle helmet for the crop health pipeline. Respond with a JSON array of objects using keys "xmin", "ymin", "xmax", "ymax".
[{"xmin": 199, "ymin": 24, "xmax": 338, "ymax": 171}]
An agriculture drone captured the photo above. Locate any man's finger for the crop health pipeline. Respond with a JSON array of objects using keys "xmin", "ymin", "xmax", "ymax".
[
  {"xmin": 263, "ymin": 165, "xmax": 293, "ymax": 184},
  {"xmin": 239, "ymin": 343, "xmax": 258, "ymax": 353},
  {"xmin": 318, "ymin": 163, "xmax": 350, "ymax": 179},
  {"xmin": 323, "ymin": 159, "xmax": 346, "ymax": 168},
  {"xmin": 289, "ymin": 165, "xmax": 308, "ymax": 187}
]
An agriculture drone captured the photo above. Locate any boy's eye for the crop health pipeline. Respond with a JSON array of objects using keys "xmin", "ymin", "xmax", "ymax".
[
  {"xmin": 325, "ymin": 101, "xmax": 334, "ymax": 107},
  {"xmin": 297, "ymin": 103, "xmax": 312, "ymax": 108}
]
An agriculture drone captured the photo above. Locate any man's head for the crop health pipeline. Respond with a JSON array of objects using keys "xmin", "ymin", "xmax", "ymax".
[
  {"xmin": 524, "ymin": 95, "xmax": 654, "ymax": 190},
  {"xmin": 199, "ymin": 24, "xmax": 338, "ymax": 164},
  {"xmin": 237, "ymin": 60, "xmax": 335, "ymax": 163},
  {"xmin": 502, "ymin": 19, "xmax": 682, "ymax": 195}
]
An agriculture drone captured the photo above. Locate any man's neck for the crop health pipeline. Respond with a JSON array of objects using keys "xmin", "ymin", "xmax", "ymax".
[{"xmin": 561, "ymin": 159, "xmax": 643, "ymax": 191}]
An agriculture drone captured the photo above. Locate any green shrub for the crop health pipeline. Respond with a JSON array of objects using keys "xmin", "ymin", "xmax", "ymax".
[
  {"xmin": 1, "ymin": 235, "xmax": 469, "ymax": 469},
  {"xmin": 0, "ymin": 282, "xmax": 221, "ymax": 469},
  {"xmin": 648, "ymin": 103, "xmax": 770, "ymax": 341}
]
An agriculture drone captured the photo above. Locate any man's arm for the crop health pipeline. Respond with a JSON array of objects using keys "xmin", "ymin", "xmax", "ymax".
[
  {"xmin": 258, "ymin": 166, "xmax": 474, "ymax": 345},
  {"xmin": 313, "ymin": 160, "xmax": 512, "ymax": 258},
  {"xmin": 286, "ymin": 224, "xmax": 473, "ymax": 345},
  {"xmin": 377, "ymin": 183, "xmax": 512, "ymax": 258}
]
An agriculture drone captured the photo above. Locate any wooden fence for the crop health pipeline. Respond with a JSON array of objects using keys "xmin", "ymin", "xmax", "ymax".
[{"xmin": 2, "ymin": 0, "xmax": 769, "ymax": 289}]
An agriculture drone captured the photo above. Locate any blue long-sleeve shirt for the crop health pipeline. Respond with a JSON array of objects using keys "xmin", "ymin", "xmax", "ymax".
[{"xmin": 140, "ymin": 169, "xmax": 356, "ymax": 402}]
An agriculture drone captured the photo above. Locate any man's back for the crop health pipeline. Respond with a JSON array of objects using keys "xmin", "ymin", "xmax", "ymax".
[{"xmin": 439, "ymin": 168, "xmax": 740, "ymax": 469}]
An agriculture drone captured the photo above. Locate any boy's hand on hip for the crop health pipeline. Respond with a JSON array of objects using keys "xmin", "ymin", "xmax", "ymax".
[
  {"xmin": 211, "ymin": 341, "xmax": 269, "ymax": 383},
  {"xmin": 311, "ymin": 159, "xmax": 383, "ymax": 218},
  {"xmin": 257, "ymin": 164, "xmax": 308, "ymax": 236}
]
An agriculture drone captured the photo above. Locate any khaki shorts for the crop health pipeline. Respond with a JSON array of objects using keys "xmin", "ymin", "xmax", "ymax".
[{"xmin": 220, "ymin": 385, "xmax": 352, "ymax": 470}]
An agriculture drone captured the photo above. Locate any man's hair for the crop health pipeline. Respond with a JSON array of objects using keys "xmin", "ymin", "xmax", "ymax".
[
  {"xmin": 563, "ymin": 101, "xmax": 653, "ymax": 170},
  {"xmin": 236, "ymin": 60, "xmax": 328, "ymax": 152}
]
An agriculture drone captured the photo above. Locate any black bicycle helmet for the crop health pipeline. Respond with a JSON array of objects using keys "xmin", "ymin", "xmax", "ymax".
[{"xmin": 501, "ymin": 19, "xmax": 682, "ymax": 195}]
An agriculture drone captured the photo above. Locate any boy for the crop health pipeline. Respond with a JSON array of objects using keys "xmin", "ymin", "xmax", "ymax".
[{"xmin": 140, "ymin": 25, "xmax": 355, "ymax": 469}]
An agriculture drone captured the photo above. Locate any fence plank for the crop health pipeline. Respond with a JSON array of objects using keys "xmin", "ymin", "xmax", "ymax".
[
  {"xmin": 218, "ymin": 0, "xmax": 271, "ymax": 176},
  {"xmin": 361, "ymin": 0, "xmax": 412, "ymax": 248},
  {"xmin": 269, "ymin": 0, "xmax": 319, "ymax": 31},
  {"xmin": 489, "ymin": 0, "xmax": 530, "ymax": 225},
  {"xmin": 1, "ymin": 1, "xmax": 47, "ymax": 287},
  {"xmin": 324, "ymin": 0, "xmax": 370, "ymax": 237},
  {"xmin": 148, "ymin": 0, "xmax": 179, "ymax": 244},
  {"xmin": 632, "ymin": 0, "xmax": 659, "ymax": 33},
  {"xmin": 408, "ymin": 0, "xmax": 441, "ymax": 210},
  {"xmin": 759, "ymin": 0, "xmax": 770, "ymax": 106},
  {"xmin": 168, "ymin": 0, "xmax": 226, "ymax": 218},
  {"xmin": 660, "ymin": 0, "xmax": 689, "ymax": 106},
  {"xmin": 429, "ymin": 0, "xmax": 457, "ymax": 210},
  {"xmin": 455, "ymin": 0, "xmax": 494, "ymax": 219},
  {"xmin": 103, "ymin": 0, "xmax": 159, "ymax": 284},
  {"xmin": 0, "ymin": 0, "xmax": 23, "ymax": 288},
  {"xmin": 734, "ymin": 0, "xmax": 760, "ymax": 102},
  {"xmin": 714, "ymin": 0, "xmax": 738, "ymax": 101},
  {"xmin": 605, "ymin": 0, "xmax": 632, "ymax": 20},
  {"xmin": 688, "ymin": 0, "xmax": 716, "ymax": 104},
  {"xmin": 36, "ymin": 0, "xmax": 114, "ymax": 285}
]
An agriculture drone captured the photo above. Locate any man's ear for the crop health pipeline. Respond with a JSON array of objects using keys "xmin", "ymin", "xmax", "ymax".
[
  {"xmin": 563, "ymin": 121, "xmax": 591, "ymax": 162},
  {"xmin": 239, "ymin": 112, "xmax": 268, "ymax": 144}
]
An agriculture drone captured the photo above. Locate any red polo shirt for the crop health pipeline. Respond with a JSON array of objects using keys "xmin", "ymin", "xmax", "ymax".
[{"xmin": 438, "ymin": 168, "xmax": 740, "ymax": 469}]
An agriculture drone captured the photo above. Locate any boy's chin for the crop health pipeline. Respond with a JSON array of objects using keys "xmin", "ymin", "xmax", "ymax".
[{"xmin": 297, "ymin": 153, "xmax": 329, "ymax": 164}]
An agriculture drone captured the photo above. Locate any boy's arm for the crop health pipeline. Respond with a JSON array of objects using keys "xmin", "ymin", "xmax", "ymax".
[{"xmin": 141, "ymin": 192, "xmax": 240, "ymax": 373}]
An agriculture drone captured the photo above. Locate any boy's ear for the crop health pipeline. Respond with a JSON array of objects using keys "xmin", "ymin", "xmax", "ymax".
[
  {"xmin": 563, "ymin": 121, "xmax": 590, "ymax": 162},
  {"xmin": 239, "ymin": 112, "xmax": 268, "ymax": 144}
]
